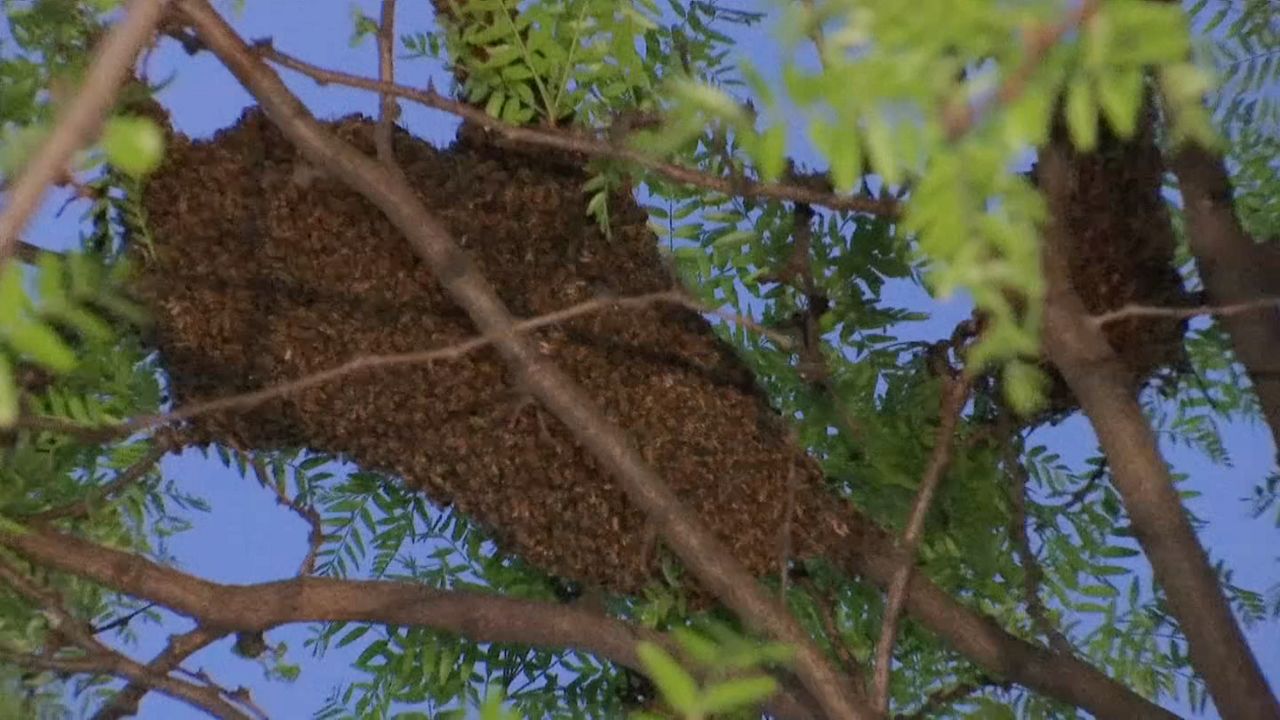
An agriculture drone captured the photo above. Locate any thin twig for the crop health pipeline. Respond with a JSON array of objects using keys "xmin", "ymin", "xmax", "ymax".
[
  {"xmin": 1054, "ymin": 458, "xmax": 1106, "ymax": 512},
  {"xmin": 1091, "ymin": 296, "xmax": 1280, "ymax": 327},
  {"xmin": 894, "ymin": 676, "xmax": 1011, "ymax": 720},
  {"xmin": 373, "ymin": 0, "xmax": 412, "ymax": 189},
  {"xmin": 0, "ymin": 0, "xmax": 169, "ymax": 267},
  {"xmin": 943, "ymin": 0, "xmax": 1100, "ymax": 141},
  {"xmin": 871, "ymin": 374, "xmax": 974, "ymax": 714},
  {"xmin": 0, "ymin": 648, "xmax": 252, "ymax": 720},
  {"xmin": 0, "ymin": 557, "xmax": 250, "ymax": 720},
  {"xmin": 13, "ymin": 239, "xmax": 64, "ymax": 264},
  {"xmin": 243, "ymin": 41, "xmax": 898, "ymax": 218},
  {"xmin": 778, "ymin": 202, "xmax": 867, "ymax": 442},
  {"xmin": 248, "ymin": 456, "xmax": 323, "ymax": 575},
  {"xmin": 1006, "ymin": 446, "xmax": 1075, "ymax": 656},
  {"xmin": 2, "ymin": 522, "xmax": 820, "ymax": 719},
  {"xmin": 18, "ymin": 289, "xmax": 793, "ymax": 445},
  {"xmin": 797, "ymin": 578, "xmax": 863, "ymax": 680},
  {"xmin": 374, "ymin": 0, "xmax": 399, "ymax": 162},
  {"xmin": 93, "ymin": 626, "xmax": 228, "ymax": 720},
  {"xmin": 91, "ymin": 603, "xmax": 157, "ymax": 636}
]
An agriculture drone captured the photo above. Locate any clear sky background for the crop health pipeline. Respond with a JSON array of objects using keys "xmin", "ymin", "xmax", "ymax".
[{"xmin": 15, "ymin": 0, "xmax": 1278, "ymax": 717}]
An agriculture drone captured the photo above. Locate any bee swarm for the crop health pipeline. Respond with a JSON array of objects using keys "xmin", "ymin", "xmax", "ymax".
[{"xmin": 135, "ymin": 108, "xmax": 867, "ymax": 596}]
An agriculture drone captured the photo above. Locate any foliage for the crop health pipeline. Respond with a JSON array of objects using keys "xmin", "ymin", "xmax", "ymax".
[{"xmin": 0, "ymin": 0, "xmax": 1276, "ymax": 718}]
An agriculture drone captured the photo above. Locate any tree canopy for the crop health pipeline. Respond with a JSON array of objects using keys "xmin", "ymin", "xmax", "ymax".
[{"xmin": 0, "ymin": 0, "xmax": 1278, "ymax": 718}]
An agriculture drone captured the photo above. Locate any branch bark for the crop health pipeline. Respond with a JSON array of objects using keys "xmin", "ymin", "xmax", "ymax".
[
  {"xmin": 0, "ymin": 554, "xmax": 249, "ymax": 720},
  {"xmin": 1038, "ymin": 140, "xmax": 1279, "ymax": 720},
  {"xmin": 854, "ymin": 525, "xmax": 1180, "ymax": 720},
  {"xmin": 243, "ymin": 41, "xmax": 897, "ymax": 217},
  {"xmin": 171, "ymin": 3, "xmax": 871, "ymax": 717},
  {"xmin": 0, "ymin": 523, "xmax": 817, "ymax": 720},
  {"xmin": 1169, "ymin": 142, "xmax": 1280, "ymax": 457},
  {"xmin": 871, "ymin": 374, "xmax": 972, "ymax": 712},
  {"xmin": 0, "ymin": 0, "xmax": 168, "ymax": 267},
  {"xmin": 93, "ymin": 626, "xmax": 230, "ymax": 720}
]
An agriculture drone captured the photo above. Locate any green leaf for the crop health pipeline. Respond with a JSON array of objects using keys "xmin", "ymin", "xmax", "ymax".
[
  {"xmin": 756, "ymin": 123, "xmax": 787, "ymax": 182},
  {"xmin": 335, "ymin": 624, "xmax": 371, "ymax": 648},
  {"xmin": 6, "ymin": 320, "xmax": 76, "ymax": 373},
  {"xmin": 35, "ymin": 253, "xmax": 67, "ymax": 312},
  {"xmin": 671, "ymin": 628, "xmax": 719, "ymax": 667},
  {"xmin": 0, "ymin": 263, "xmax": 26, "ymax": 326},
  {"xmin": 1002, "ymin": 360, "xmax": 1046, "ymax": 417},
  {"xmin": 636, "ymin": 641, "xmax": 698, "ymax": 713},
  {"xmin": 863, "ymin": 113, "xmax": 901, "ymax": 186},
  {"xmin": 101, "ymin": 115, "xmax": 165, "ymax": 178},
  {"xmin": 711, "ymin": 228, "xmax": 756, "ymax": 250},
  {"xmin": 699, "ymin": 675, "xmax": 778, "ymax": 714},
  {"xmin": 0, "ymin": 354, "xmax": 15, "ymax": 428},
  {"xmin": 1096, "ymin": 68, "xmax": 1143, "ymax": 139},
  {"xmin": 1065, "ymin": 77, "xmax": 1098, "ymax": 151},
  {"xmin": 1081, "ymin": 583, "xmax": 1119, "ymax": 598},
  {"xmin": 485, "ymin": 90, "xmax": 506, "ymax": 119},
  {"xmin": 809, "ymin": 118, "xmax": 862, "ymax": 193}
]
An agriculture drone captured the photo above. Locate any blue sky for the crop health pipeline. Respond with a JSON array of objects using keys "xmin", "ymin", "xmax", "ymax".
[{"xmin": 15, "ymin": 0, "xmax": 1277, "ymax": 717}]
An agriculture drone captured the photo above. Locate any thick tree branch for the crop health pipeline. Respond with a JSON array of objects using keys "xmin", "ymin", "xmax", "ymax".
[
  {"xmin": 871, "ymin": 374, "xmax": 972, "ymax": 712},
  {"xmin": 1038, "ymin": 141, "xmax": 1279, "ymax": 720},
  {"xmin": 0, "ymin": 0, "xmax": 168, "ymax": 267},
  {"xmin": 170, "ymin": 5, "xmax": 872, "ymax": 717},
  {"xmin": 1170, "ymin": 143, "xmax": 1280, "ymax": 456},
  {"xmin": 0, "ymin": 524, "xmax": 817, "ymax": 720}
]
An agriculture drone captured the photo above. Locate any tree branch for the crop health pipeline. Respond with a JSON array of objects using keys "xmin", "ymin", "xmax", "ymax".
[
  {"xmin": 165, "ymin": 5, "xmax": 878, "ymax": 717},
  {"xmin": 0, "ymin": 0, "xmax": 168, "ymax": 267},
  {"xmin": 1038, "ymin": 138, "xmax": 1279, "ymax": 720},
  {"xmin": 0, "ymin": 555, "xmax": 250, "ymax": 720},
  {"xmin": 15, "ymin": 288, "xmax": 793, "ymax": 445},
  {"xmin": 0, "ymin": 648, "xmax": 254, "ymax": 720},
  {"xmin": 1091, "ymin": 297, "xmax": 1280, "ymax": 327},
  {"xmin": 248, "ymin": 456, "xmax": 322, "ymax": 576},
  {"xmin": 871, "ymin": 373, "xmax": 973, "ymax": 713},
  {"xmin": 853, "ymin": 529, "xmax": 1181, "ymax": 719},
  {"xmin": 13, "ymin": 239, "xmax": 64, "ymax": 265},
  {"xmin": 374, "ymin": 0, "xmax": 400, "ymax": 170},
  {"xmin": 93, "ymin": 626, "xmax": 228, "ymax": 720},
  {"xmin": 1170, "ymin": 141, "xmax": 1280, "ymax": 458},
  {"xmin": 0, "ymin": 523, "xmax": 818, "ymax": 720},
  {"xmin": 942, "ymin": 0, "xmax": 1100, "ymax": 141},
  {"xmin": 1005, "ymin": 446, "xmax": 1075, "ymax": 656},
  {"xmin": 239, "ymin": 40, "xmax": 898, "ymax": 218},
  {"xmin": 894, "ymin": 676, "xmax": 1010, "ymax": 720}
]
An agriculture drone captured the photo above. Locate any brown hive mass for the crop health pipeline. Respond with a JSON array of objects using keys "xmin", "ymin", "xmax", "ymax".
[
  {"xmin": 1033, "ymin": 100, "xmax": 1195, "ymax": 414},
  {"xmin": 134, "ymin": 108, "xmax": 865, "ymax": 596}
]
